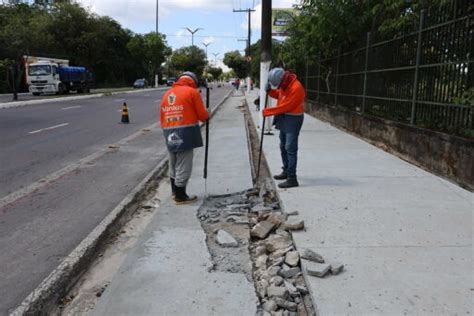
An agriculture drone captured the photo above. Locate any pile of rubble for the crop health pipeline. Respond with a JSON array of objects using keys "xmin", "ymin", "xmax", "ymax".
[
  {"xmin": 197, "ymin": 184, "xmax": 344, "ymax": 316},
  {"xmin": 246, "ymin": 185, "xmax": 344, "ymax": 316}
]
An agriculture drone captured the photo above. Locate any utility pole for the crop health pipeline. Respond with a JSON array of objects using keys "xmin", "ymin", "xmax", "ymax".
[
  {"xmin": 233, "ymin": 8, "xmax": 256, "ymax": 93},
  {"xmin": 155, "ymin": 0, "xmax": 159, "ymax": 33},
  {"xmin": 202, "ymin": 42, "xmax": 211, "ymax": 61},
  {"xmin": 184, "ymin": 27, "xmax": 203, "ymax": 46},
  {"xmin": 260, "ymin": 0, "xmax": 272, "ymax": 130}
]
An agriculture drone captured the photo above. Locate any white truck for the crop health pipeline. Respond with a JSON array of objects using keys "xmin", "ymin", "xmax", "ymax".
[{"xmin": 25, "ymin": 56, "xmax": 93, "ymax": 95}]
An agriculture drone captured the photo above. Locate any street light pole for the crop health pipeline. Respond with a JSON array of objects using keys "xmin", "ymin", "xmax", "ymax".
[
  {"xmin": 202, "ymin": 42, "xmax": 211, "ymax": 61},
  {"xmin": 155, "ymin": 0, "xmax": 159, "ymax": 33},
  {"xmin": 212, "ymin": 53, "xmax": 219, "ymax": 65},
  {"xmin": 184, "ymin": 27, "xmax": 203, "ymax": 46}
]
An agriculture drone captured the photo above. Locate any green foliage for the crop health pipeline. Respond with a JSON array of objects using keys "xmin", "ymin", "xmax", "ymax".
[
  {"xmin": 206, "ymin": 66, "xmax": 223, "ymax": 81},
  {"xmin": 170, "ymin": 46, "xmax": 207, "ymax": 78},
  {"xmin": 0, "ymin": 2, "xmax": 171, "ymax": 92},
  {"xmin": 223, "ymin": 51, "xmax": 247, "ymax": 78}
]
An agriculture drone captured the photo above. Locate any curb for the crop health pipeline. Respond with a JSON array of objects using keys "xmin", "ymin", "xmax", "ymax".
[
  {"xmin": 0, "ymin": 87, "xmax": 168, "ymax": 109},
  {"xmin": 10, "ymin": 87, "xmax": 234, "ymax": 316}
]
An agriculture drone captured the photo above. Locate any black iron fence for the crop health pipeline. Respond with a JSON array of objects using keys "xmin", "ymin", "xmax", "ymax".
[{"xmin": 298, "ymin": 1, "xmax": 473, "ymax": 137}]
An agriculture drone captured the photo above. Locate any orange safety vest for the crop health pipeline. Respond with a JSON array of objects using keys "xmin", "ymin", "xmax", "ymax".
[{"xmin": 160, "ymin": 76, "xmax": 209, "ymax": 152}]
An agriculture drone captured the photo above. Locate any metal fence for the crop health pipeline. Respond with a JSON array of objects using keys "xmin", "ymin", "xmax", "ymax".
[{"xmin": 299, "ymin": 0, "xmax": 473, "ymax": 137}]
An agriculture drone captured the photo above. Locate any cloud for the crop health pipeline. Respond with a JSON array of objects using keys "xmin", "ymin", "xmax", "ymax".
[{"xmin": 78, "ymin": 0, "xmax": 232, "ymax": 32}]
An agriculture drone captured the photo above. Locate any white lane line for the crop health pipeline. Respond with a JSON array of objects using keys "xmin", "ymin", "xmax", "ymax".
[
  {"xmin": 154, "ymin": 99, "xmax": 161, "ymax": 103},
  {"xmin": 29, "ymin": 123, "xmax": 69, "ymax": 135},
  {"xmin": 61, "ymin": 105, "xmax": 82, "ymax": 110}
]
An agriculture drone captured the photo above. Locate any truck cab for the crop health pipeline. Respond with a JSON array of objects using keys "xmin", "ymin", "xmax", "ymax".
[
  {"xmin": 26, "ymin": 59, "xmax": 93, "ymax": 95},
  {"xmin": 27, "ymin": 62, "xmax": 62, "ymax": 95}
]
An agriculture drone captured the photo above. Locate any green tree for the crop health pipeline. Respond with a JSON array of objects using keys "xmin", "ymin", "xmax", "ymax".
[
  {"xmin": 223, "ymin": 51, "xmax": 247, "ymax": 79},
  {"xmin": 206, "ymin": 66, "xmax": 223, "ymax": 81},
  {"xmin": 127, "ymin": 32, "xmax": 171, "ymax": 82},
  {"xmin": 170, "ymin": 46, "xmax": 207, "ymax": 78}
]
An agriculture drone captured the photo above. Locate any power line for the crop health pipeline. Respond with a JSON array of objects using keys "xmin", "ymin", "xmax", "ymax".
[{"xmin": 164, "ymin": 34, "xmax": 241, "ymax": 39}]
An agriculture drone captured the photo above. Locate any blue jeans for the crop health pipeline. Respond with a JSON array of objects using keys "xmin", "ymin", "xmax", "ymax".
[{"xmin": 279, "ymin": 130, "xmax": 300, "ymax": 178}]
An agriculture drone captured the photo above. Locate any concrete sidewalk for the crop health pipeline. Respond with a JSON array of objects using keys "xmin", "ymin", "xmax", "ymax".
[
  {"xmin": 91, "ymin": 92, "xmax": 258, "ymax": 315},
  {"xmin": 245, "ymin": 90, "xmax": 473, "ymax": 315}
]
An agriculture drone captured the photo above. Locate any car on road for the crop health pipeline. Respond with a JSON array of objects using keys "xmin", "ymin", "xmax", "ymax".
[
  {"xmin": 133, "ymin": 78, "xmax": 148, "ymax": 89},
  {"xmin": 166, "ymin": 77, "xmax": 176, "ymax": 86}
]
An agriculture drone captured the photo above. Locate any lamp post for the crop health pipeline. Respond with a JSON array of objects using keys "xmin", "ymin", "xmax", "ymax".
[
  {"xmin": 202, "ymin": 42, "xmax": 211, "ymax": 61},
  {"xmin": 183, "ymin": 27, "xmax": 203, "ymax": 46},
  {"xmin": 155, "ymin": 0, "xmax": 159, "ymax": 33},
  {"xmin": 212, "ymin": 53, "xmax": 219, "ymax": 65}
]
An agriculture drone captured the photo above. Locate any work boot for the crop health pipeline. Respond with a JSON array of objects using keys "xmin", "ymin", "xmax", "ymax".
[
  {"xmin": 278, "ymin": 177, "xmax": 299, "ymax": 189},
  {"xmin": 170, "ymin": 178, "xmax": 177, "ymax": 197},
  {"xmin": 174, "ymin": 186, "xmax": 197, "ymax": 205},
  {"xmin": 273, "ymin": 170, "xmax": 288, "ymax": 180}
]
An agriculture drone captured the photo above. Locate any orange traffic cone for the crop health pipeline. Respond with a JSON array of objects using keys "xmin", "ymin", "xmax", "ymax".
[{"xmin": 121, "ymin": 102, "xmax": 129, "ymax": 123}]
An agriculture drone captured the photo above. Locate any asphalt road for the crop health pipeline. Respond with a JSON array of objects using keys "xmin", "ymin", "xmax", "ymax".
[{"xmin": 0, "ymin": 85, "xmax": 233, "ymax": 313}]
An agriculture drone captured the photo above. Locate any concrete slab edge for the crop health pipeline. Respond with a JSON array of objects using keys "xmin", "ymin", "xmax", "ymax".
[
  {"xmin": 242, "ymin": 93, "xmax": 321, "ymax": 316},
  {"xmin": 9, "ymin": 88, "xmax": 233, "ymax": 316},
  {"xmin": 0, "ymin": 87, "xmax": 168, "ymax": 109}
]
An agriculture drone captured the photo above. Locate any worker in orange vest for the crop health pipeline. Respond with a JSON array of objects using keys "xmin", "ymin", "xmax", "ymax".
[
  {"xmin": 263, "ymin": 67, "xmax": 305, "ymax": 188},
  {"xmin": 160, "ymin": 71, "xmax": 209, "ymax": 204}
]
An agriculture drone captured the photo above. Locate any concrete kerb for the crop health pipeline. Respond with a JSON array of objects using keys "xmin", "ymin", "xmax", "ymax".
[
  {"xmin": 0, "ymin": 87, "xmax": 168, "ymax": 109},
  {"xmin": 9, "ymin": 87, "xmax": 233, "ymax": 316},
  {"xmin": 243, "ymin": 91, "xmax": 321, "ymax": 316}
]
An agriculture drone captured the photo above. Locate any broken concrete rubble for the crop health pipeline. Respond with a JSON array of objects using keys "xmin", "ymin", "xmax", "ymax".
[
  {"xmin": 265, "ymin": 234, "xmax": 293, "ymax": 253},
  {"xmin": 266, "ymin": 285, "xmax": 289, "ymax": 299},
  {"xmin": 284, "ymin": 251, "xmax": 300, "ymax": 267},
  {"xmin": 300, "ymin": 248, "xmax": 325, "ymax": 263},
  {"xmin": 251, "ymin": 220, "xmax": 276, "ymax": 239},
  {"xmin": 329, "ymin": 262, "xmax": 344, "ymax": 275},
  {"xmin": 282, "ymin": 219, "xmax": 305, "ymax": 231},
  {"xmin": 278, "ymin": 266, "xmax": 301, "ymax": 279},
  {"xmin": 305, "ymin": 261, "xmax": 331, "ymax": 278},
  {"xmin": 262, "ymin": 299, "xmax": 278, "ymax": 312},
  {"xmin": 216, "ymin": 229, "xmax": 238, "ymax": 247}
]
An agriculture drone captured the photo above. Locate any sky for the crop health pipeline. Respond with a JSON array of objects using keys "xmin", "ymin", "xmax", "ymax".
[{"xmin": 77, "ymin": 0, "xmax": 299, "ymax": 71}]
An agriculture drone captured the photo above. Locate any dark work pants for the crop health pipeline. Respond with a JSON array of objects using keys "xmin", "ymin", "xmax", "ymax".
[{"xmin": 279, "ymin": 130, "xmax": 300, "ymax": 178}]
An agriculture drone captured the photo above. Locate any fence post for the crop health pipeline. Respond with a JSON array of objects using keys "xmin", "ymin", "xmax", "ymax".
[
  {"xmin": 362, "ymin": 32, "xmax": 371, "ymax": 113},
  {"xmin": 410, "ymin": 10, "xmax": 425, "ymax": 125},
  {"xmin": 335, "ymin": 46, "xmax": 341, "ymax": 106},
  {"xmin": 305, "ymin": 57, "xmax": 311, "ymax": 112},
  {"xmin": 317, "ymin": 52, "xmax": 321, "ymax": 105}
]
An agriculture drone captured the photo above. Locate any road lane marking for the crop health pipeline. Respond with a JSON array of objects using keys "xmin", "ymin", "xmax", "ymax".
[
  {"xmin": 1, "ymin": 123, "xmax": 160, "ymax": 211},
  {"xmin": 29, "ymin": 123, "xmax": 69, "ymax": 135},
  {"xmin": 61, "ymin": 105, "xmax": 82, "ymax": 110}
]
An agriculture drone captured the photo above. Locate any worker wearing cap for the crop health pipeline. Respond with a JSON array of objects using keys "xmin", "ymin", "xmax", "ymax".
[
  {"xmin": 262, "ymin": 67, "xmax": 305, "ymax": 188},
  {"xmin": 160, "ymin": 71, "xmax": 209, "ymax": 204}
]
